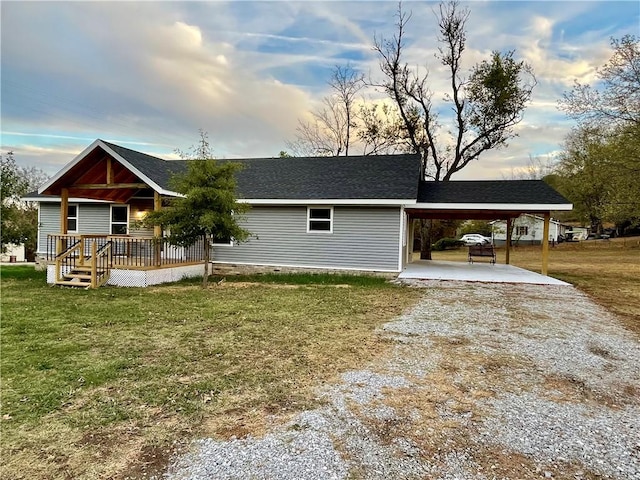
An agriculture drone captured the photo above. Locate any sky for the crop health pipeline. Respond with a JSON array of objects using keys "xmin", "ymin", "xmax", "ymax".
[{"xmin": 1, "ymin": 0, "xmax": 638, "ymax": 180}]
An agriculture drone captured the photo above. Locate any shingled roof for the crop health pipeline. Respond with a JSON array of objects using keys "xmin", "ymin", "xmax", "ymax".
[
  {"xmin": 102, "ymin": 141, "xmax": 188, "ymax": 189},
  {"xmin": 417, "ymin": 180, "xmax": 571, "ymax": 206},
  {"xmin": 230, "ymin": 155, "xmax": 420, "ymax": 200},
  {"xmin": 101, "ymin": 141, "xmax": 421, "ymax": 201},
  {"xmin": 34, "ymin": 140, "xmax": 571, "ymax": 210}
]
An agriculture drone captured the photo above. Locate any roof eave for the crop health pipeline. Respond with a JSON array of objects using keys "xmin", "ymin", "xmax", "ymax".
[
  {"xmin": 407, "ymin": 202, "xmax": 573, "ymax": 211},
  {"xmin": 238, "ymin": 198, "xmax": 415, "ymax": 205}
]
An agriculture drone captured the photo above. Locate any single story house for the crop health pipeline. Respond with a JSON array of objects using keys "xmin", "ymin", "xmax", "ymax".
[
  {"xmin": 26, "ymin": 139, "xmax": 572, "ymax": 287},
  {"xmin": 1, "ymin": 243, "xmax": 26, "ymax": 263},
  {"xmin": 491, "ymin": 214, "xmax": 569, "ymax": 245}
]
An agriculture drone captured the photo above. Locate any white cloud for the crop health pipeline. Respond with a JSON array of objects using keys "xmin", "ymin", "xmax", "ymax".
[{"xmin": 2, "ymin": 0, "xmax": 638, "ymax": 176}]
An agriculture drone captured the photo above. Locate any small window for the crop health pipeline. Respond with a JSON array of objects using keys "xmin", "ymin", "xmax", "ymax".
[
  {"xmin": 110, "ymin": 205, "xmax": 129, "ymax": 235},
  {"xmin": 212, "ymin": 232, "xmax": 233, "ymax": 246},
  {"xmin": 307, "ymin": 207, "xmax": 333, "ymax": 233},
  {"xmin": 516, "ymin": 226, "xmax": 529, "ymax": 236},
  {"xmin": 67, "ymin": 204, "xmax": 78, "ymax": 232}
]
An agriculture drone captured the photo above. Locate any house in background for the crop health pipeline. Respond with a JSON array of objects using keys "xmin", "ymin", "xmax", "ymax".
[
  {"xmin": 25, "ymin": 139, "xmax": 572, "ymax": 288},
  {"xmin": 491, "ymin": 214, "xmax": 569, "ymax": 245},
  {"xmin": 1, "ymin": 243, "xmax": 26, "ymax": 263}
]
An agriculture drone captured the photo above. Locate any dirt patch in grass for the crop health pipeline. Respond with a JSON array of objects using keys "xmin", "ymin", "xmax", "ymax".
[{"xmin": 0, "ymin": 269, "xmax": 422, "ymax": 479}]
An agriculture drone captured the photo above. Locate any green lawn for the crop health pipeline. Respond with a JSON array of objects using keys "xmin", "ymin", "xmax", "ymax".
[{"xmin": 0, "ymin": 266, "xmax": 421, "ymax": 479}]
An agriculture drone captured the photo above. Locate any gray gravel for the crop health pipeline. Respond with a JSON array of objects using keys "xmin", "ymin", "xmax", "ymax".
[{"xmin": 163, "ymin": 281, "xmax": 640, "ymax": 479}]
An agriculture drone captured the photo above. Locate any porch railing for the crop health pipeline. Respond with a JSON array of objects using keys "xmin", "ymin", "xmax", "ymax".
[
  {"xmin": 92, "ymin": 241, "xmax": 112, "ymax": 288},
  {"xmin": 46, "ymin": 234, "xmax": 207, "ymax": 269},
  {"xmin": 54, "ymin": 237, "xmax": 82, "ymax": 283}
]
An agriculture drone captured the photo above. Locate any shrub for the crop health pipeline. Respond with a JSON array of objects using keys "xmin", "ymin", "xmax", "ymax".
[{"xmin": 432, "ymin": 238, "xmax": 464, "ymax": 251}]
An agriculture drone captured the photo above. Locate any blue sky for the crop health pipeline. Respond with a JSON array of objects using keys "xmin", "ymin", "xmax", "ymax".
[{"xmin": 1, "ymin": 1, "xmax": 638, "ymax": 180}]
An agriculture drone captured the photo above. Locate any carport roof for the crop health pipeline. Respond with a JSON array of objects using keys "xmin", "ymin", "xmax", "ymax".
[{"xmin": 417, "ymin": 180, "xmax": 571, "ymax": 205}]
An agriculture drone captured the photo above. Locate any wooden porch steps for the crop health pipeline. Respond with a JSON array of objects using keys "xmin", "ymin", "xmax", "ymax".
[{"xmin": 55, "ymin": 265, "xmax": 108, "ymax": 289}]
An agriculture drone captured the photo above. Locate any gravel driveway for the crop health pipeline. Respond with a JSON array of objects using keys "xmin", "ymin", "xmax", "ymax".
[{"xmin": 163, "ymin": 281, "xmax": 640, "ymax": 479}]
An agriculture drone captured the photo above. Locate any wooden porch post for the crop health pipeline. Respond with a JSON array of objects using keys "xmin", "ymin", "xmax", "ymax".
[
  {"xmin": 153, "ymin": 191, "xmax": 162, "ymax": 237},
  {"xmin": 57, "ymin": 188, "xmax": 70, "ymax": 256},
  {"xmin": 60, "ymin": 188, "xmax": 69, "ymax": 234},
  {"xmin": 542, "ymin": 212, "xmax": 550, "ymax": 276},
  {"xmin": 505, "ymin": 217, "xmax": 512, "ymax": 265},
  {"xmin": 154, "ymin": 191, "xmax": 162, "ymax": 266}
]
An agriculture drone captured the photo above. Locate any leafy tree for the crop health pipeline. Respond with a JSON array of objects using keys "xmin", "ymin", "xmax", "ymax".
[
  {"xmin": 458, "ymin": 220, "xmax": 492, "ymax": 238},
  {"xmin": 560, "ymin": 35, "xmax": 639, "ymax": 128},
  {"xmin": 557, "ymin": 35, "xmax": 640, "ymax": 234},
  {"xmin": 603, "ymin": 123, "xmax": 640, "ymax": 231},
  {"xmin": 372, "ymin": 1, "xmax": 535, "ymax": 257},
  {"xmin": 142, "ymin": 132, "xmax": 250, "ymax": 287},
  {"xmin": 553, "ymin": 124, "xmax": 640, "ymax": 234},
  {"xmin": 1, "ymin": 152, "xmax": 49, "ymax": 259}
]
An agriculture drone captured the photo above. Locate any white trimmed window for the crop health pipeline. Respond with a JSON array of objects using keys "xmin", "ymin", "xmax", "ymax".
[
  {"xmin": 516, "ymin": 226, "xmax": 529, "ymax": 236},
  {"xmin": 212, "ymin": 233, "xmax": 233, "ymax": 246},
  {"xmin": 307, "ymin": 207, "xmax": 333, "ymax": 233},
  {"xmin": 67, "ymin": 204, "xmax": 78, "ymax": 233},
  {"xmin": 110, "ymin": 205, "xmax": 129, "ymax": 235}
]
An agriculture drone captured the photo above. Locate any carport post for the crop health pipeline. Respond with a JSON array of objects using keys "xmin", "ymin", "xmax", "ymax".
[
  {"xmin": 505, "ymin": 217, "xmax": 512, "ymax": 265},
  {"xmin": 542, "ymin": 212, "xmax": 550, "ymax": 275}
]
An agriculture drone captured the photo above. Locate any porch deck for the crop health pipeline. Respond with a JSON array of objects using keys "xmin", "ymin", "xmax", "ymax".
[{"xmin": 46, "ymin": 234, "xmax": 207, "ymax": 288}]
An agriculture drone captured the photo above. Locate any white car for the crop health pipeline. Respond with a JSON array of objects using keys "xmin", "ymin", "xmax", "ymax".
[{"xmin": 459, "ymin": 234, "xmax": 492, "ymax": 246}]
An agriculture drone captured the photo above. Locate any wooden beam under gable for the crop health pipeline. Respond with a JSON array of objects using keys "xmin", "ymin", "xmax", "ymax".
[
  {"xmin": 107, "ymin": 157, "xmax": 114, "ymax": 185},
  {"xmin": 71, "ymin": 183, "xmax": 149, "ymax": 190}
]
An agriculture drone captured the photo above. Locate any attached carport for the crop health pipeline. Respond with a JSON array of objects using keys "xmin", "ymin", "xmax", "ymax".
[{"xmin": 403, "ymin": 180, "xmax": 573, "ymax": 277}]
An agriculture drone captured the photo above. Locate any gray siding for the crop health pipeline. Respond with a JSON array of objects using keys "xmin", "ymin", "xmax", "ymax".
[
  {"xmin": 38, "ymin": 202, "xmax": 111, "ymax": 254},
  {"xmin": 213, "ymin": 206, "xmax": 402, "ymax": 272}
]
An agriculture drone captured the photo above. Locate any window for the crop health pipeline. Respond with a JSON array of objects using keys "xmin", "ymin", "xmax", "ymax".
[
  {"xmin": 110, "ymin": 205, "xmax": 129, "ymax": 235},
  {"xmin": 516, "ymin": 226, "xmax": 529, "ymax": 236},
  {"xmin": 67, "ymin": 204, "xmax": 78, "ymax": 232},
  {"xmin": 211, "ymin": 232, "xmax": 233, "ymax": 246},
  {"xmin": 307, "ymin": 207, "xmax": 333, "ymax": 233}
]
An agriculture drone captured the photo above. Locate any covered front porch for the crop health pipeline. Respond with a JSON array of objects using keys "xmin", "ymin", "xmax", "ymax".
[{"xmin": 46, "ymin": 234, "xmax": 207, "ymax": 288}]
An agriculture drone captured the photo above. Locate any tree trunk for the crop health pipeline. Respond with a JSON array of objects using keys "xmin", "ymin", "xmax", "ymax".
[
  {"xmin": 419, "ymin": 219, "xmax": 432, "ymax": 260},
  {"xmin": 202, "ymin": 237, "xmax": 210, "ymax": 288}
]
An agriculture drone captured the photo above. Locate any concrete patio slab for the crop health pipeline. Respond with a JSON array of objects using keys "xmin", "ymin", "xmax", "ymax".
[{"xmin": 398, "ymin": 260, "xmax": 570, "ymax": 285}]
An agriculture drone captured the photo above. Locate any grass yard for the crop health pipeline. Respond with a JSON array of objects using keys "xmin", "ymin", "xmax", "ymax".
[
  {"xmin": 0, "ymin": 267, "xmax": 422, "ymax": 479},
  {"xmin": 432, "ymin": 236, "xmax": 640, "ymax": 335},
  {"xmin": 2, "ymin": 238, "xmax": 638, "ymax": 479}
]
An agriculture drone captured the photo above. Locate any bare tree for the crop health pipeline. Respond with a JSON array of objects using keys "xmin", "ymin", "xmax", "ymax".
[
  {"xmin": 561, "ymin": 35, "xmax": 640, "ymax": 128},
  {"xmin": 329, "ymin": 65, "xmax": 365, "ymax": 156},
  {"xmin": 287, "ymin": 65, "xmax": 364, "ymax": 156},
  {"xmin": 371, "ymin": 1, "xmax": 536, "ymax": 258},
  {"xmin": 372, "ymin": 1, "xmax": 536, "ymax": 181},
  {"xmin": 357, "ymin": 102, "xmax": 404, "ymax": 155},
  {"xmin": 505, "ymin": 155, "xmax": 556, "ymax": 180}
]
